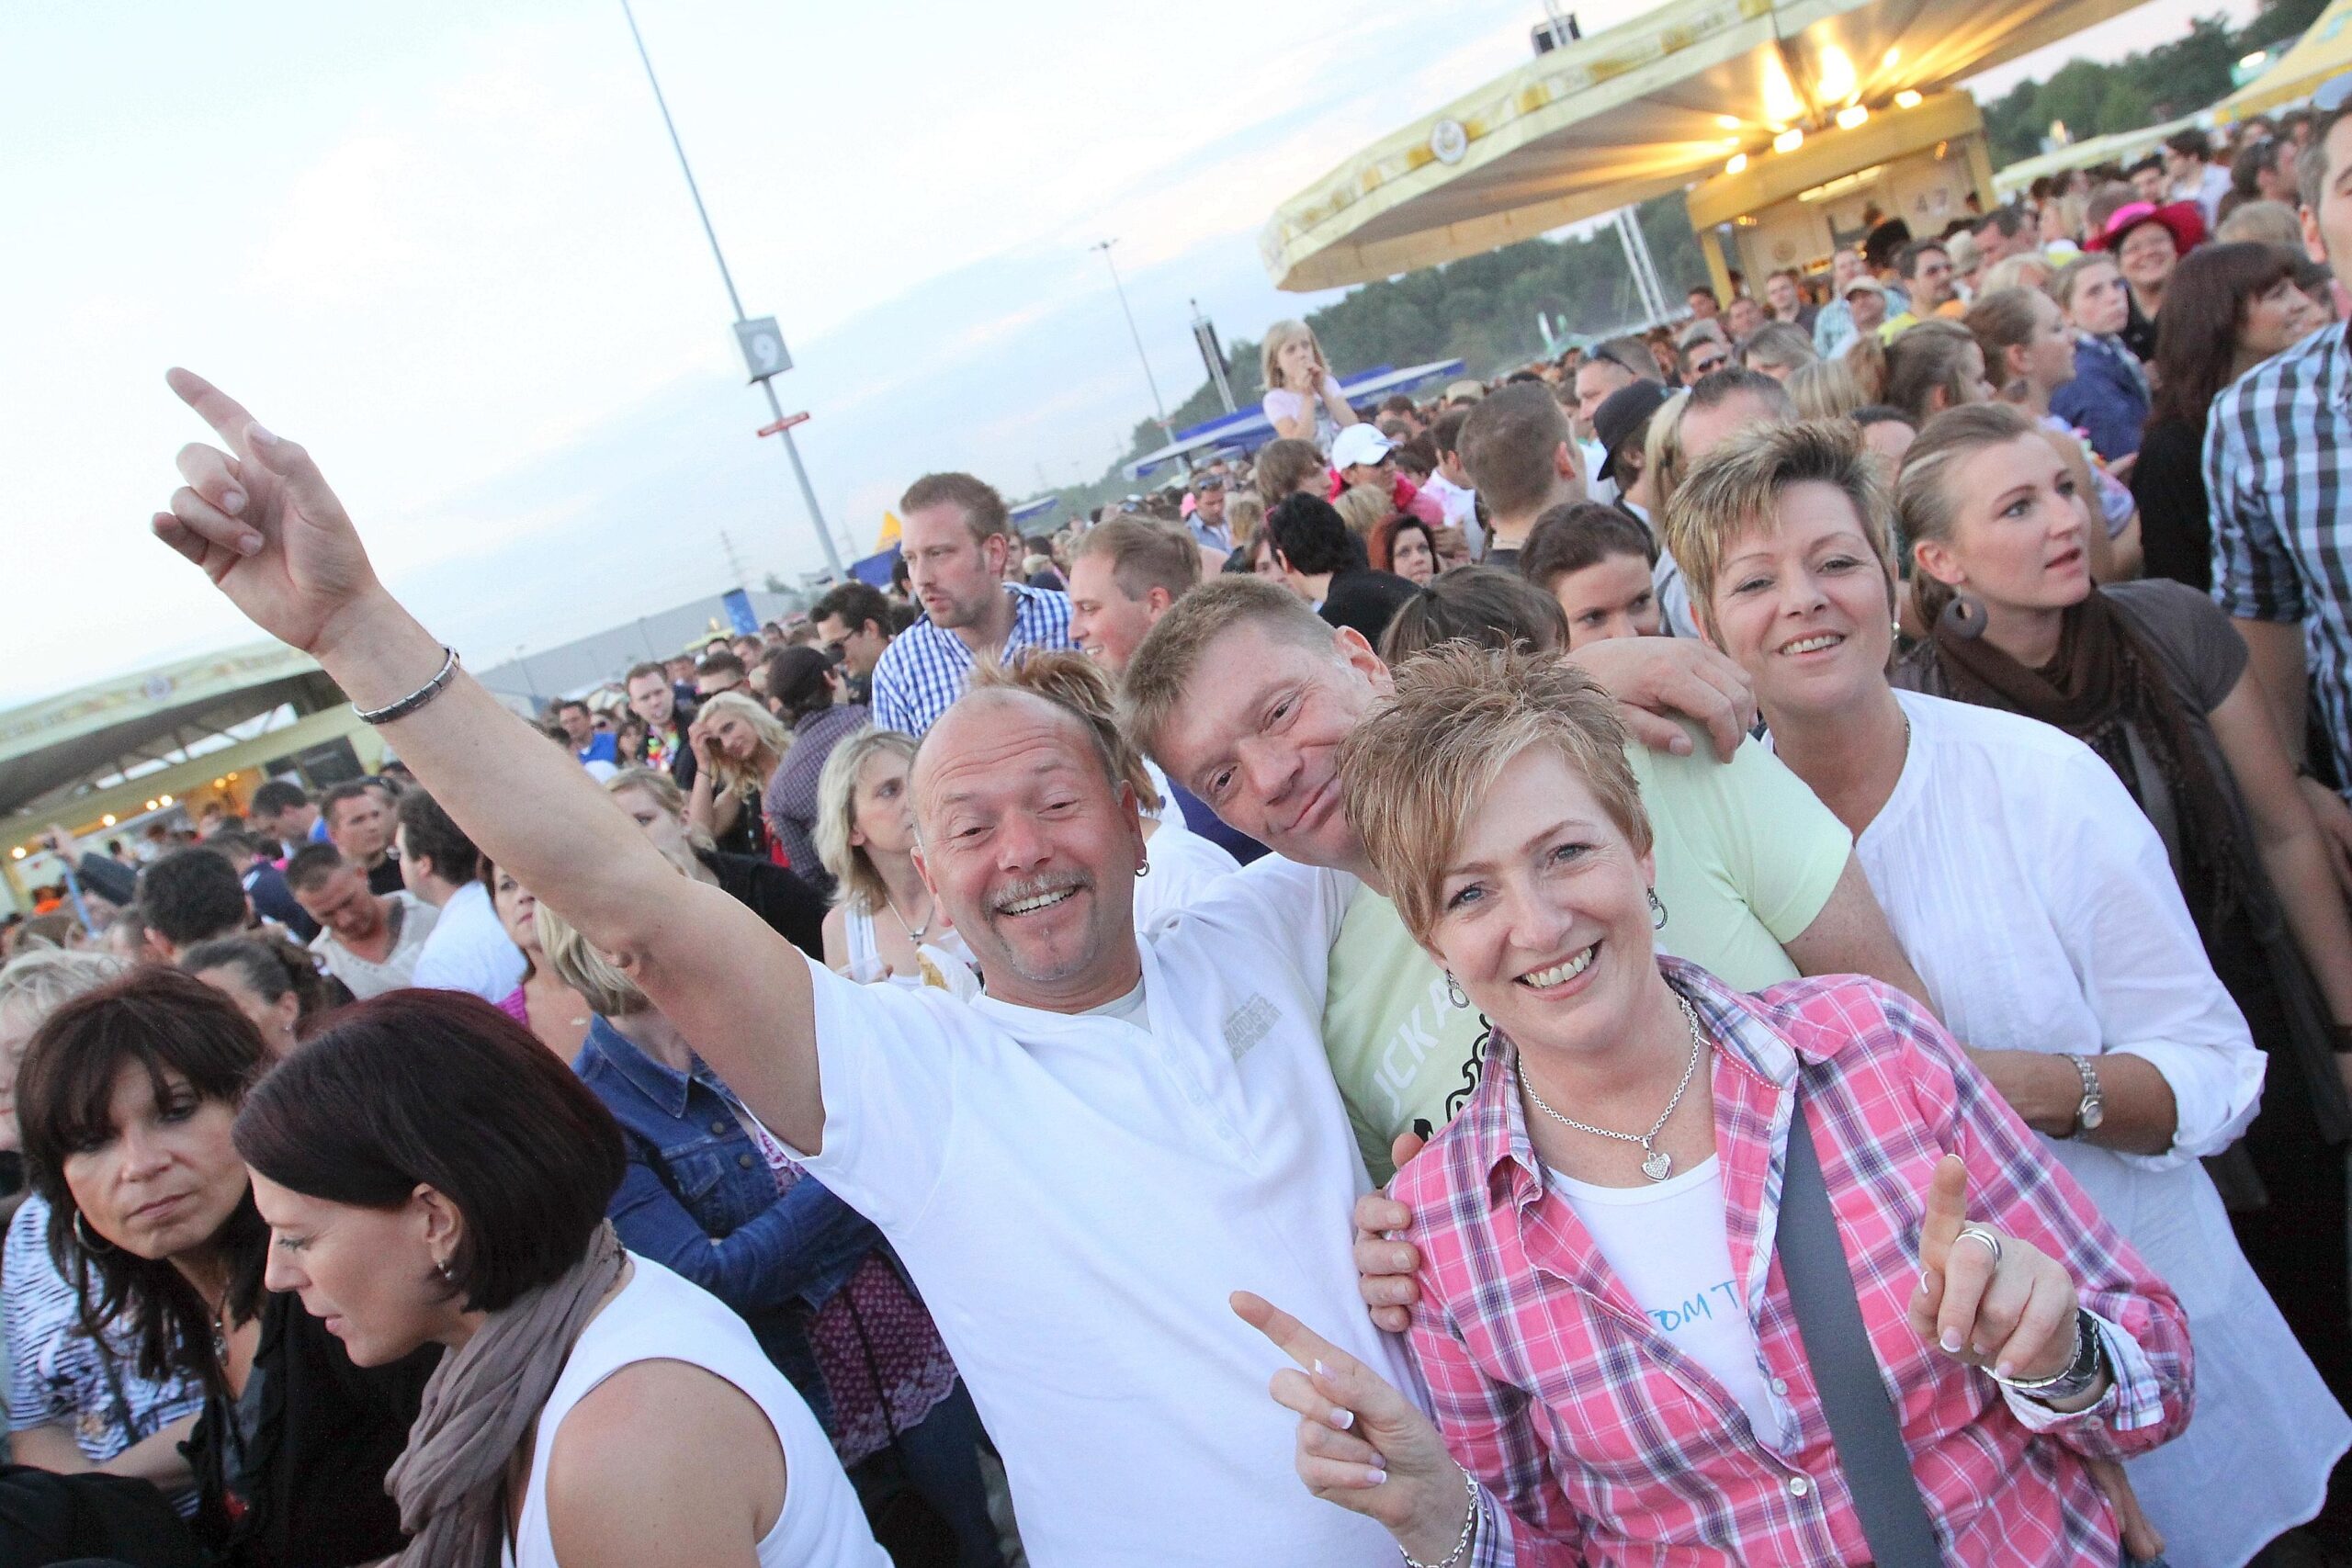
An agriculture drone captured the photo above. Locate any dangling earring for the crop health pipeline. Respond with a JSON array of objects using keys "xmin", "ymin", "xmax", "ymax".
[
  {"xmin": 434, "ymin": 1255, "xmax": 457, "ymax": 1284},
  {"xmin": 71, "ymin": 1209, "xmax": 114, "ymax": 1255},
  {"xmin": 1134, "ymin": 860, "xmax": 1150, "ymax": 879},
  {"xmin": 1648, "ymin": 887, "xmax": 1668, "ymax": 930},
  {"xmin": 1938, "ymin": 593, "xmax": 1986, "ymax": 640},
  {"xmin": 1444, "ymin": 973, "xmax": 1469, "ymax": 1009}
]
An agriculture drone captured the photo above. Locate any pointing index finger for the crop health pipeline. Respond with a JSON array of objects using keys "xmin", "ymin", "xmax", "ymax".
[
  {"xmin": 1918, "ymin": 1153, "xmax": 1969, "ymax": 1269},
  {"xmin": 165, "ymin": 368, "xmax": 260, "ymax": 461},
  {"xmin": 1232, "ymin": 1291, "xmax": 1349, "ymax": 1376}
]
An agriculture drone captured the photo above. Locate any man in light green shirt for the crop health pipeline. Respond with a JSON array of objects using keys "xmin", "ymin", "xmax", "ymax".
[{"xmin": 1125, "ymin": 578, "xmax": 1928, "ymax": 1180}]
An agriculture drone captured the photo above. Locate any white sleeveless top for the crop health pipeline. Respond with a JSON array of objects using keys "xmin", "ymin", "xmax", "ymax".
[
  {"xmin": 842, "ymin": 904, "xmax": 979, "ymax": 997},
  {"xmin": 503, "ymin": 1256, "xmax": 886, "ymax": 1568}
]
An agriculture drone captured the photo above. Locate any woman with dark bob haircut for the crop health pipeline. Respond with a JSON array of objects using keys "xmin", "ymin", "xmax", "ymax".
[
  {"xmin": 17, "ymin": 966, "xmax": 433, "ymax": 1566},
  {"xmin": 232, "ymin": 987, "xmax": 887, "ymax": 1568}
]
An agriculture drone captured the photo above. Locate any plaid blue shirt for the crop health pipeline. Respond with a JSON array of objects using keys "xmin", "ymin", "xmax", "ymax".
[
  {"xmin": 867, "ymin": 581, "xmax": 1074, "ymax": 737},
  {"xmin": 2207, "ymin": 320, "xmax": 2352, "ymax": 790}
]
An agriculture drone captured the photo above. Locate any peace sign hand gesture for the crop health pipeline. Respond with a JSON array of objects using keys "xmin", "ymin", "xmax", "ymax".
[
  {"xmin": 1909, "ymin": 1155, "xmax": 2081, "ymax": 1386},
  {"xmin": 1230, "ymin": 1292, "xmax": 1478, "ymax": 1563},
  {"xmin": 153, "ymin": 369, "xmax": 393, "ymax": 660}
]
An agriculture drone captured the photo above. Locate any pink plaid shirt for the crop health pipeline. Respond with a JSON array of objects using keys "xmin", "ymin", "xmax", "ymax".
[{"xmin": 1397, "ymin": 961, "xmax": 2192, "ymax": 1567}]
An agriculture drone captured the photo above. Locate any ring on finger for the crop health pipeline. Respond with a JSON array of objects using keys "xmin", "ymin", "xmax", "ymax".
[{"xmin": 1954, "ymin": 1224, "xmax": 2003, "ymax": 1265}]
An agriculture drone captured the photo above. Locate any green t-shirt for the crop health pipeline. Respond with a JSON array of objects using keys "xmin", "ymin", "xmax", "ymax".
[{"xmin": 1323, "ymin": 735, "xmax": 1852, "ymax": 1181}]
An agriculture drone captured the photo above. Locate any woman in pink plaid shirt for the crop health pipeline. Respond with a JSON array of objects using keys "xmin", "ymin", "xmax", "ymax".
[{"xmin": 1237, "ymin": 645, "xmax": 2190, "ymax": 1568}]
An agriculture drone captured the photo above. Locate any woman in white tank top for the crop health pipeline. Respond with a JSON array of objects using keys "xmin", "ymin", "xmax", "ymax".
[
  {"xmin": 814, "ymin": 728, "xmax": 983, "ymax": 993},
  {"xmin": 231, "ymin": 988, "xmax": 888, "ymax": 1568}
]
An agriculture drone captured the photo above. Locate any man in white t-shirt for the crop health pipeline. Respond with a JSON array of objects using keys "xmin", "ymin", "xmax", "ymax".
[
  {"xmin": 152, "ymin": 371, "xmax": 1422, "ymax": 1568},
  {"xmin": 393, "ymin": 789, "xmax": 526, "ymax": 1004}
]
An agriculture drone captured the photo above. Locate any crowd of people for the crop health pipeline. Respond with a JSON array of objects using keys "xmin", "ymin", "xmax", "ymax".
[{"xmin": 7, "ymin": 84, "xmax": 2352, "ymax": 1568}]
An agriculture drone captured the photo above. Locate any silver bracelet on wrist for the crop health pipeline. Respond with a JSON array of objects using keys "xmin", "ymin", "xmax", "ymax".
[
  {"xmin": 352, "ymin": 646, "xmax": 458, "ymax": 726},
  {"xmin": 1990, "ymin": 1308, "xmax": 2106, "ymax": 1402},
  {"xmin": 1398, "ymin": 1467, "xmax": 1481, "ymax": 1568}
]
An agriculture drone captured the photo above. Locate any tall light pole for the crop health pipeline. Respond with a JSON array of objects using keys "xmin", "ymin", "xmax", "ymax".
[
  {"xmin": 1091, "ymin": 240, "xmax": 1175, "ymax": 448},
  {"xmin": 619, "ymin": 0, "xmax": 846, "ymax": 576}
]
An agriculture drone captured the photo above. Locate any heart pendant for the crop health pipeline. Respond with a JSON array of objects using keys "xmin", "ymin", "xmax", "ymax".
[{"xmin": 1641, "ymin": 1149, "xmax": 1673, "ymax": 1182}]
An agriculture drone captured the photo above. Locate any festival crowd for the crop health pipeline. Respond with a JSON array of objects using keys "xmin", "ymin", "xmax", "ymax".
[{"xmin": 7, "ymin": 85, "xmax": 2352, "ymax": 1568}]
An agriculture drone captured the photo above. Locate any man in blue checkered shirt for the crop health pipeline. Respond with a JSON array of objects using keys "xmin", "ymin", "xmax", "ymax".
[
  {"xmin": 2207, "ymin": 90, "xmax": 2352, "ymax": 883},
  {"xmin": 868, "ymin": 472, "xmax": 1075, "ymax": 736}
]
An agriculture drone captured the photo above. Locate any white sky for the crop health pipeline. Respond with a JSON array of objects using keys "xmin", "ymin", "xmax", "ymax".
[{"xmin": 3, "ymin": 0, "xmax": 2247, "ymax": 705}]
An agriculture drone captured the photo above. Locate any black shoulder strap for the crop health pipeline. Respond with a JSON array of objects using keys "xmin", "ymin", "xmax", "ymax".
[{"xmin": 1777, "ymin": 1090, "xmax": 1943, "ymax": 1567}]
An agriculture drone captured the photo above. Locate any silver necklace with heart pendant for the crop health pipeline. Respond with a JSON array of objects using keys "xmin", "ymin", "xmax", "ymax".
[{"xmin": 1520, "ymin": 994, "xmax": 1708, "ymax": 1181}]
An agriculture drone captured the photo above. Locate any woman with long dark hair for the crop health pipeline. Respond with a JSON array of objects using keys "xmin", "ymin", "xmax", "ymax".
[
  {"xmin": 16, "ymin": 967, "xmax": 433, "ymax": 1564},
  {"xmin": 2131, "ymin": 242, "xmax": 2324, "ymax": 590},
  {"xmin": 232, "ymin": 987, "xmax": 887, "ymax": 1566}
]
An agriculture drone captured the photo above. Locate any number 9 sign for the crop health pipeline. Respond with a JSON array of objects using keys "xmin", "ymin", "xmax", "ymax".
[{"xmin": 733, "ymin": 317, "xmax": 793, "ymax": 383}]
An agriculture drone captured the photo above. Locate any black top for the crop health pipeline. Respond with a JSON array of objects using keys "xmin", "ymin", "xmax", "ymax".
[
  {"xmin": 2131, "ymin": 415, "xmax": 2212, "ymax": 592},
  {"xmin": 701, "ymin": 849, "xmax": 828, "ymax": 961},
  {"xmin": 2121, "ymin": 295, "xmax": 2160, "ymax": 365},
  {"xmin": 1318, "ymin": 568, "xmax": 1420, "ymax": 648},
  {"xmin": 363, "ymin": 857, "xmax": 405, "ymax": 897},
  {"xmin": 187, "ymin": 1291, "xmax": 438, "ymax": 1568}
]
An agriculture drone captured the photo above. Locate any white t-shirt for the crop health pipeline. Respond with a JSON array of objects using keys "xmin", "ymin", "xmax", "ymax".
[
  {"xmin": 310, "ymin": 891, "xmax": 438, "ymax": 998},
  {"xmin": 794, "ymin": 855, "xmax": 1406, "ymax": 1567},
  {"xmin": 503, "ymin": 1256, "xmax": 884, "ymax": 1568},
  {"xmin": 1417, "ymin": 470, "xmax": 1485, "ymax": 556},
  {"xmin": 410, "ymin": 879, "xmax": 528, "ymax": 1003},
  {"xmin": 1134, "ymin": 819, "xmax": 1241, "ymax": 932},
  {"xmin": 1262, "ymin": 376, "xmax": 1345, "ymax": 450},
  {"xmin": 1548, "ymin": 1157, "xmax": 1781, "ymax": 1444}
]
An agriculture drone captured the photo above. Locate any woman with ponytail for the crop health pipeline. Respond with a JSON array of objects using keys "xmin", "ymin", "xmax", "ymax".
[{"xmin": 1894, "ymin": 402, "xmax": 2352, "ymax": 1538}]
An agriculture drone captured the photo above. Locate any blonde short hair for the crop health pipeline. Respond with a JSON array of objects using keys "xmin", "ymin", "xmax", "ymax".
[
  {"xmin": 1785, "ymin": 358, "xmax": 1865, "ymax": 422},
  {"xmin": 1226, "ymin": 491, "xmax": 1267, "ymax": 545},
  {"xmin": 1333, "ymin": 485, "xmax": 1391, "ymax": 538},
  {"xmin": 1660, "ymin": 419, "xmax": 1896, "ymax": 640},
  {"xmin": 692, "ymin": 692, "xmax": 790, "ymax": 801},
  {"xmin": 1339, "ymin": 644, "xmax": 1649, "ymax": 943},
  {"xmin": 0, "ymin": 948, "xmax": 129, "ymax": 1032},
  {"xmin": 812, "ymin": 728, "xmax": 919, "ymax": 913}
]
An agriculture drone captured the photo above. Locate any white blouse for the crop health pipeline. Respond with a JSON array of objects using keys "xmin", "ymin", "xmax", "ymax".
[{"xmin": 1849, "ymin": 691, "xmax": 2345, "ymax": 1567}]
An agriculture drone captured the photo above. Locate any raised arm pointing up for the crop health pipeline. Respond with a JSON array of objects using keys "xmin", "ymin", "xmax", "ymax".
[{"xmin": 153, "ymin": 369, "xmax": 826, "ymax": 1150}]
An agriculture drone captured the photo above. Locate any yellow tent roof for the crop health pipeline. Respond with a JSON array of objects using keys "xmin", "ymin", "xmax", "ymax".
[
  {"xmin": 1262, "ymin": 0, "xmax": 2153, "ymax": 291},
  {"xmin": 2214, "ymin": 0, "xmax": 2352, "ymax": 123}
]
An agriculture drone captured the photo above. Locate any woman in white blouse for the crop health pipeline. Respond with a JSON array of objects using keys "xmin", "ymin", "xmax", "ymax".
[
  {"xmin": 1661, "ymin": 419, "xmax": 2349, "ymax": 1566},
  {"xmin": 1260, "ymin": 320, "xmax": 1358, "ymax": 450}
]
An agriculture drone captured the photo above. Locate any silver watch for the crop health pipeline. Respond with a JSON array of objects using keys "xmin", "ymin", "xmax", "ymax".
[{"xmin": 2066, "ymin": 1055, "xmax": 2105, "ymax": 1138}]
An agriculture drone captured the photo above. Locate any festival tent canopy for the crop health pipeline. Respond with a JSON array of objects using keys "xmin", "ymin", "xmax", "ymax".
[
  {"xmin": 1261, "ymin": 0, "xmax": 2154, "ymax": 292},
  {"xmin": 2214, "ymin": 0, "xmax": 2352, "ymax": 123},
  {"xmin": 1993, "ymin": 113, "xmax": 2199, "ymax": 197}
]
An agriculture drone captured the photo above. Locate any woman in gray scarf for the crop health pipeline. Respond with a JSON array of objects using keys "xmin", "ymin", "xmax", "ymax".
[{"xmin": 231, "ymin": 987, "xmax": 886, "ymax": 1568}]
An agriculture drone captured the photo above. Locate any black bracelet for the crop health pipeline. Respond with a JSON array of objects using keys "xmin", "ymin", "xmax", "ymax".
[{"xmin": 353, "ymin": 647, "xmax": 459, "ymax": 726}]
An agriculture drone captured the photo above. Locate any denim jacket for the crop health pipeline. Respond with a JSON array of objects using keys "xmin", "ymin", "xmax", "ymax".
[
  {"xmin": 573, "ymin": 1015, "xmax": 878, "ymax": 1422},
  {"xmin": 2050, "ymin": 332, "xmax": 2152, "ymax": 462}
]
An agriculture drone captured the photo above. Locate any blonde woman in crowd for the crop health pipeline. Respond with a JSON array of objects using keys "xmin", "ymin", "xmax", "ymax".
[
  {"xmin": 1332, "ymin": 484, "xmax": 1391, "ymax": 541},
  {"xmin": 812, "ymin": 728, "xmax": 976, "ymax": 992},
  {"xmin": 1661, "ymin": 418, "xmax": 2345, "ymax": 1563},
  {"xmin": 688, "ymin": 689, "xmax": 791, "ymax": 860},
  {"xmin": 1784, "ymin": 358, "xmax": 1865, "ymax": 422},
  {"xmin": 1260, "ymin": 320, "xmax": 1359, "ymax": 448}
]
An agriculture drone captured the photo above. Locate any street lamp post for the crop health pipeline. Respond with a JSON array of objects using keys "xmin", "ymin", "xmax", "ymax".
[
  {"xmin": 619, "ymin": 0, "xmax": 846, "ymax": 577},
  {"xmin": 1091, "ymin": 240, "xmax": 1175, "ymax": 448}
]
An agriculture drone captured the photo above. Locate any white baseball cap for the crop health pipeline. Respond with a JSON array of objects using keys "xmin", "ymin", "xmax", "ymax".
[{"xmin": 1330, "ymin": 423, "xmax": 1396, "ymax": 470}]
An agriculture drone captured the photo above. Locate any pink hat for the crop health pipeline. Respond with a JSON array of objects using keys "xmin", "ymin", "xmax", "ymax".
[{"xmin": 2086, "ymin": 200, "xmax": 2206, "ymax": 256}]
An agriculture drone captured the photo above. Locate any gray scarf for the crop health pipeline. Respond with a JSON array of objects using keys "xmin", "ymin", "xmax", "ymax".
[{"xmin": 386, "ymin": 1221, "xmax": 628, "ymax": 1568}]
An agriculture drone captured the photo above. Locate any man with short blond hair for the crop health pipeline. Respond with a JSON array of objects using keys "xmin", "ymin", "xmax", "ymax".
[{"xmin": 868, "ymin": 470, "xmax": 1073, "ymax": 735}]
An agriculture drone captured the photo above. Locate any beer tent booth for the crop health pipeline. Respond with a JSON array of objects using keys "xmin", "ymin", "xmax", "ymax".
[{"xmin": 1261, "ymin": 0, "xmax": 2154, "ymax": 299}]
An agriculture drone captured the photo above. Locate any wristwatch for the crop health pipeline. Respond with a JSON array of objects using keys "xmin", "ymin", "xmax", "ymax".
[
  {"xmin": 2065, "ymin": 1055, "xmax": 2104, "ymax": 1138},
  {"xmin": 1994, "ymin": 1308, "xmax": 2109, "ymax": 1405}
]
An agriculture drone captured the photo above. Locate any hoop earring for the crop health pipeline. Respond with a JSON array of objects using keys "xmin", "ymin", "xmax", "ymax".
[
  {"xmin": 1648, "ymin": 888, "xmax": 1668, "ymax": 930},
  {"xmin": 71, "ymin": 1209, "xmax": 115, "ymax": 1255},
  {"xmin": 1938, "ymin": 593, "xmax": 1986, "ymax": 641},
  {"xmin": 1135, "ymin": 861, "xmax": 1150, "ymax": 879},
  {"xmin": 1444, "ymin": 973, "xmax": 1469, "ymax": 1009}
]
